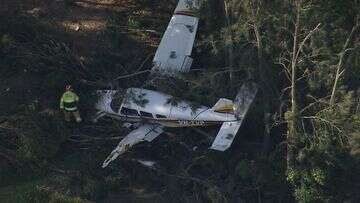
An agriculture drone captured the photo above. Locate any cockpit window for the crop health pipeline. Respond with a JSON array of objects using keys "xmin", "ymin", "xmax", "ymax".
[
  {"xmin": 156, "ymin": 114, "xmax": 167, "ymax": 119},
  {"xmin": 110, "ymin": 91, "xmax": 124, "ymax": 113},
  {"xmin": 140, "ymin": 111, "xmax": 153, "ymax": 118},
  {"xmin": 121, "ymin": 107, "xmax": 139, "ymax": 116}
]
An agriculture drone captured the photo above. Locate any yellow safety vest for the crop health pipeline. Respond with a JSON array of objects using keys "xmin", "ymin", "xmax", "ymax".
[{"xmin": 60, "ymin": 91, "xmax": 79, "ymax": 111}]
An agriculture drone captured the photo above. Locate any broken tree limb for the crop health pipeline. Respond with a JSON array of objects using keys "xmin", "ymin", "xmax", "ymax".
[
  {"xmin": 223, "ymin": 0, "xmax": 235, "ymax": 86},
  {"xmin": 113, "ymin": 70, "xmax": 150, "ymax": 81},
  {"xmin": 67, "ymin": 134, "xmax": 121, "ymax": 143},
  {"xmin": 329, "ymin": 19, "xmax": 359, "ymax": 108}
]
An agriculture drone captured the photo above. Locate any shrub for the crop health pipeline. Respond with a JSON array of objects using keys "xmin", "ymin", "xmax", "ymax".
[{"xmin": 25, "ymin": 186, "xmax": 86, "ymax": 203}]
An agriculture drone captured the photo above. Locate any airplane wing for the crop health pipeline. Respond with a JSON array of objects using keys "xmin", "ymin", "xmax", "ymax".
[
  {"xmin": 102, "ymin": 124, "xmax": 164, "ymax": 168},
  {"xmin": 152, "ymin": 0, "xmax": 201, "ymax": 75}
]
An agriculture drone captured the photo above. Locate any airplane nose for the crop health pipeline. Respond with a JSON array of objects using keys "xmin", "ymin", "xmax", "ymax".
[{"xmin": 95, "ymin": 90, "xmax": 117, "ymax": 111}]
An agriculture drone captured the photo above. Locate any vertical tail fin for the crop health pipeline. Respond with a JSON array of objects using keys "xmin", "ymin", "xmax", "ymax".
[
  {"xmin": 233, "ymin": 82, "xmax": 258, "ymax": 119},
  {"xmin": 212, "ymin": 98, "xmax": 234, "ymax": 113}
]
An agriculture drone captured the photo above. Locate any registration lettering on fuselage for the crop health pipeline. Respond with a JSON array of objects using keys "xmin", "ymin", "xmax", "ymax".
[{"xmin": 178, "ymin": 120, "xmax": 205, "ymax": 126}]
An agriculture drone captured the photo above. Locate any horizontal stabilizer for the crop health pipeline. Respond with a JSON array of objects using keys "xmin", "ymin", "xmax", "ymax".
[
  {"xmin": 102, "ymin": 124, "xmax": 163, "ymax": 168},
  {"xmin": 210, "ymin": 121, "xmax": 242, "ymax": 151}
]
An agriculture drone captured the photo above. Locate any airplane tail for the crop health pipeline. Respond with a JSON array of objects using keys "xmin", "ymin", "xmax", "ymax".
[
  {"xmin": 233, "ymin": 82, "xmax": 258, "ymax": 119},
  {"xmin": 212, "ymin": 98, "xmax": 234, "ymax": 113},
  {"xmin": 210, "ymin": 82, "xmax": 258, "ymax": 151}
]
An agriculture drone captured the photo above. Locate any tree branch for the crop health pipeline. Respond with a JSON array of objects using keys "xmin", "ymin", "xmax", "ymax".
[{"xmin": 329, "ymin": 20, "xmax": 359, "ymax": 107}]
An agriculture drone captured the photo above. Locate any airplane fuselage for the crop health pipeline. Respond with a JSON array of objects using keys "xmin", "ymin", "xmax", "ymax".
[{"xmin": 95, "ymin": 88, "xmax": 237, "ymax": 128}]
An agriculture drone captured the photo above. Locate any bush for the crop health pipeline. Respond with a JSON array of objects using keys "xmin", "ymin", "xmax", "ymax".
[{"xmin": 25, "ymin": 186, "xmax": 86, "ymax": 203}]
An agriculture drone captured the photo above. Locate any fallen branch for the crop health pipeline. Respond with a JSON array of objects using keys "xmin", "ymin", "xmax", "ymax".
[
  {"xmin": 113, "ymin": 70, "xmax": 150, "ymax": 81},
  {"xmin": 67, "ymin": 135, "xmax": 121, "ymax": 143}
]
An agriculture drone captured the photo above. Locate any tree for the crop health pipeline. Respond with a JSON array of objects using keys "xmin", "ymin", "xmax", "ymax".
[
  {"xmin": 277, "ymin": 0, "xmax": 320, "ymax": 172},
  {"xmin": 329, "ymin": 17, "xmax": 359, "ymax": 108}
]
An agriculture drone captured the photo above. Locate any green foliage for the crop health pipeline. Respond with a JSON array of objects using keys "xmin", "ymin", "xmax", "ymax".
[
  {"xmin": 0, "ymin": 178, "xmax": 47, "ymax": 202},
  {"xmin": 288, "ymin": 168, "xmax": 327, "ymax": 202},
  {"xmin": 349, "ymin": 115, "xmax": 360, "ymax": 157},
  {"xmin": 288, "ymin": 91, "xmax": 360, "ymax": 202},
  {"xmin": 294, "ymin": 184, "xmax": 322, "ymax": 203},
  {"xmin": 205, "ymin": 187, "xmax": 228, "ymax": 203},
  {"xmin": 0, "ymin": 34, "xmax": 12, "ymax": 48},
  {"xmin": 103, "ymin": 14, "xmax": 124, "ymax": 48},
  {"xmin": 25, "ymin": 186, "xmax": 86, "ymax": 203},
  {"xmin": 127, "ymin": 16, "xmax": 141, "ymax": 29},
  {"xmin": 236, "ymin": 160, "xmax": 250, "ymax": 179}
]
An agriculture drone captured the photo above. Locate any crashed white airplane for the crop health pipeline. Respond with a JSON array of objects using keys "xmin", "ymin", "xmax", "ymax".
[{"xmin": 94, "ymin": 0, "xmax": 258, "ymax": 168}]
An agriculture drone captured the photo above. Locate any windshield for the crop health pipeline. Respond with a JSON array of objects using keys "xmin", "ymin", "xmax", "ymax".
[{"xmin": 110, "ymin": 91, "xmax": 125, "ymax": 113}]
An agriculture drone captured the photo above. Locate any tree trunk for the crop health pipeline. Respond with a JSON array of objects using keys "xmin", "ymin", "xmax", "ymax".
[
  {"xmin": 223, "ymin": 0, "xmax": 234, "ymax": 87},
  {"xmin": 249, "ymin": 0, "xmax": 272, "ymax": 153},
  {"xmin": 287, "ymin": 0, "xmax": 301, "ymax": 171}
]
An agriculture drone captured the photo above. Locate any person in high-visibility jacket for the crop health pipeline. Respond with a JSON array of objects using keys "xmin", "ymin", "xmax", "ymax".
[{"xmin": 60, "ymin": 85, "xmax": 82, "ymax": 122}]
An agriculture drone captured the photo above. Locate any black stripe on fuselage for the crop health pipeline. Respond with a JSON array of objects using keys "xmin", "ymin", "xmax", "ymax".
[
  {"xmin": 174, "ymin": 11, "xmax": 198, "ymax": 18},
  {"xmin": 103, "ymin": 112, "xmax": 224, "ymax": 127}
]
